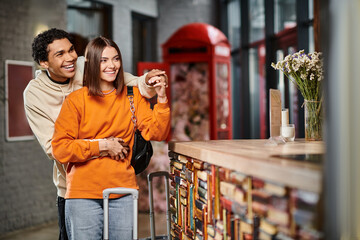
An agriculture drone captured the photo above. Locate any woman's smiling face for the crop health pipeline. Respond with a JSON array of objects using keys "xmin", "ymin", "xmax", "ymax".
[{"xmin": 99, "ymin": 46, "xmax": 121, "ymax": 90}]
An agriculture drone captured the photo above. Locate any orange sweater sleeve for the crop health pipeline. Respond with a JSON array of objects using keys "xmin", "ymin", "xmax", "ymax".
[
  {"xmin": 135, "ymin": 89, "xmax": 171, "ymax": 141},
  {"xmin": 52, "ymin": 93, "xmax": 100, "ymax": 164}
]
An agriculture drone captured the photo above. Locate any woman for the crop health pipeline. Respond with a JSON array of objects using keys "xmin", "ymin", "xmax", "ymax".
[{"xmin": 52, "ymin": 36, "xmax": 170, "ymax": 240}]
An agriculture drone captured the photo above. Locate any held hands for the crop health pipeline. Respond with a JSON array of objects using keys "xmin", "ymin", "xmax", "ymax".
[
  {"xmin": 145, "ymin": 69, "xmax": 168, "ymax": 103},
  {"xmin": 99, "ymin": 137, "xmax": 129, "ymax": 160},
  {"xmin": 145, "ymin": 69, "xmax": 168, "ymax": 88}
]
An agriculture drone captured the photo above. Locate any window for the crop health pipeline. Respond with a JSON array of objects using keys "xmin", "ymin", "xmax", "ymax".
[
  {"xmin": 67, "ymin": 0, "xmax": 112, "ymax": 55},
  {"xmin": 227, "ymin": 0, "xmax": 241, "ymax": 50},
  {"xmin": 220, "ymin": 0, "xmax": 316, "ymax": 139},
  {"xmin": 132, "ymin": 12, "xmax": 157, "ymax": 74}
]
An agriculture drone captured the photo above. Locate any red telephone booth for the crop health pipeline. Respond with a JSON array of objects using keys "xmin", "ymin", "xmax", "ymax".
[
  {"xmin": 163, "ymin": 23, "xmax": 232, "ymax": 140},
  {"xmin": 138, "ymin": 23, "xmax": 232, "ymax": 140}
]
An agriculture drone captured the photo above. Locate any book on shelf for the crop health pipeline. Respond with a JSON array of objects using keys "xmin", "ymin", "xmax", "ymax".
[
  {"xmin": 171, "ymin": 223, "xmax": 182, "ymax": 239},
  {"xmin": 231, "ymin": 201, "xmax": 247, "ymax": 218},
  {"xmin": 170, "ymin": 206, "xmax": 177, "ymax": 217},
  {"xmin": 173, "ymin": 169, "xmax": 181, "ymax": 177},
  {"xmin": 170, "ymin": 195, "xmax": 177, "ymax": 208},
  {"xmin": 197, "ymin": 170, "xmax": 208, "ymax": 182},
  {"xmin": 215, "ymin": 220, "xmax": 224, "ymax": 235},
  {"xmin": 170, "ymin": 186, "xmax": 176, "ymax": 196},
  {"xmin": 220, "ymin": 182, "xmax": 246, "ymax": 207},
  {"xmin": 214, "ymin": 230, "xmax": 224, "ymax": 240},
  {"xmin": 218, "ymin": 167, "xmax": 228, "ymax": 182},
  {"xmin": 186, "ymin": 160, "xmax": 194, "ymax": 171},
  {"xmin": 243, "ymin": 232, "xmax": 253, "ymax": 240},
  {"xmin": 175, "ymin": 176, "xmax": 187, "ymax": 188},
  {"xmin": 180, "ymin": 195, "xmax": 188, "ymax": 206},
  {"xmin": 252, "ymin": 177, "xmax": 265, "ymax": 189},
  {"xmin": 180, "ymin": 187, "xmax": 188, "ymax": 198},
  {"xmin": 267, "ymin": 207, "xmax": 290, "ymax": 226},
  {"xmin": 189, "ymin": 184, "xmax": 195, "ymax": 231},
  {"xmin": 195, "ymin": 206, "xmax": 204, "ymax": 221},
  {"xmin": 246, "ymin": 177, "xmax": 253, "ymax": 220},
  {"xmin": 269, "ymin": 195, "xmax": 289, "ymax": 212},
  {"xmin": 182, "ymin": 234, "xmax": 192, "ymax": 240},
  {"xmin": 181, "ymin": 203, "xmax": 187, "ymax": 231},
  {"xmin": 193, "ymin": 159, "xmax": 204, "ymax": 170},
  {"xmin": 195, "ymin": 218, "xmax": 204, "ymax": 235},
  {"xmin": 214, "ymin": 167, "xmax": 220, "ymax": 220},
  {"xmin": 251, "ymin": 201, "xmax": 268, "ymax": 217},
  {"xmin": 239, "ymin": 218, "xmax": 253, "ymax": 237},
  {"xmin": 173, "ymin": 161, "xmax": 185, "ymax": 171},
  {"xmin": 168, "ymin": 150, "xmax": 176, "ymax": 159},
  {"xmin": 229, "ymin": 171, "xmax": 247, "ymax": 185},
  {"xmin": 259, "ymin": 218, "xmax": 278, "ymax": 236},
  {"xmin": 291, "ymin": 189, "xmax": 319, "ymax": 212},
  {"xmin": 195, "ymin": 232, "xmax": 204, "ymax": 240},
  {"xmin": 293, "ymin": 208, "xmax": 317, "ymax": 226},
  {"xmin": 259, "ymin": 230, "xmax": 275, "ymax": 240},
  {"xmin": 263, "ymin": 181, "xmax": 287, "ymax": 197},
  {"xmin": 275, "ymin": 226, "xmax": 294, "ymax": 239},
  {"xmin": 198, "ymin": 178, "xmax": 208, "ymax": 190},
  {"xmin": 223, "ymin": 208, "xmax": 228, "ymax": 239},
  {"xmin": 207, "ymin": 224, "xmax": 215, "ymax": 238},
  {"xmin": 176, "ymin": 185, "xmax": 182, "ymax": 226},
  {"xmin": 171, "ymin": 212, "xmax": 177, "ymax": 224},
  {"xmin": 170, "ymin": 165, "xmax": 175, "ymax": 175},
  {"xmin": 298, "ymin": 226, "xmax": 323, "ymax": 240},
  {"xmin": 207, "ymin": 173, "xmax": 213, "ymax": 224},
  {"xmin": 186, "ymin": 227, "xmax": 194, "ymax": 239},
  {"xmin": 251, "ymin": 189, "xmax": 271, "ymax": 204},
  {"xmin": 195, "ymin": 198, "xmax": 207, "ymax": 210},
  {"xmin": 178, "ymin": 154, "xmax": 188, "ymax": 164},
  {"xmin": 171, "ymin": 181, "xmax": 177, "ymax": 190},
  {"xmin": 203, "ymin": 207, "xmax": 208, "ymax": 239},
  {"xmin": 220, "ymin": 181, "xmax": 236, "ymax": 199},
  {"xmin": 185, "ymin": 169, "xmax": 194, "ymax": 182},
  {"xmin": 220, "ymin": 196, "xmax": 233, "ymax": 212},
  {"xmin": 198, "ymin": 186, "xmax": 208, "ymax": 202}
]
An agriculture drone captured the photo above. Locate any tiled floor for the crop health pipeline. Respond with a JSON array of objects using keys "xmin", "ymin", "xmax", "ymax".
[{"xmin": 0, "ymin": 213, "xmax": 168, "ymax": 240}]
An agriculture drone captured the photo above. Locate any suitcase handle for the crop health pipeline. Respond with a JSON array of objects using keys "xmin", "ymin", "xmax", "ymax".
[
  {"xmin": 147, "ymin": 171, "xmax": 171, "ymax": 240},
  {"xmin": 103, "ymin": 188, "xmax": 139, "ymax": 240}
]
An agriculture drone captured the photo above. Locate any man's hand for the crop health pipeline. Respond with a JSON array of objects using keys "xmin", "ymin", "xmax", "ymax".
[{"xmin": 145, "ymin": 69, "xmax": 168, "ymax": 87}]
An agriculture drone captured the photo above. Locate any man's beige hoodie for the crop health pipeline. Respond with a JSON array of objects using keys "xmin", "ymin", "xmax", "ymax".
[{"xmin": 23, "ymin": 56, "xmax": 155, "ymax": 198}]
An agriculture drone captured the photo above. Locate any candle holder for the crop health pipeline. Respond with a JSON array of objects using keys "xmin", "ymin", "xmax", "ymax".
[{"xmin": 281, "ymin": 124, "xmax": 295, "ymax": 142}]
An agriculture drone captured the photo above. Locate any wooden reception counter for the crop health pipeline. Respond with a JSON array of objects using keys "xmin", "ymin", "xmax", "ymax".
[{"xmin": 168, "ymin": 139, "xmax": 325, "ymax": 240}]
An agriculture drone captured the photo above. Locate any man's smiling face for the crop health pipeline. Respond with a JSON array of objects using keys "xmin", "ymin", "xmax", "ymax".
[{"xmin": 40, "ymin": 38, "xmax": 78, "ymax": 82}]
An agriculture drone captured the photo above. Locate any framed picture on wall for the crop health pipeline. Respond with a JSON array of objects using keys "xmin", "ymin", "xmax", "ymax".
[{"xmin": 5, "ymin": 60, "xmax": 35, "ymax": 141}]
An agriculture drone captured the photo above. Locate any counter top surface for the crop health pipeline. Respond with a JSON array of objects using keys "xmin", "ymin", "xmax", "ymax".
[{"xmin": 169, "ymin": 139, "xmax": 325, "ymax": 193}]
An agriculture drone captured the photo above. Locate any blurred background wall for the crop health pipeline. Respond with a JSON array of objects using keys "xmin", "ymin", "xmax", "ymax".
[
  {"xmin": 0, "ymin": 0, "xmax": 217, "ymax": 235},
  {"xmin": 0, "ymin": 0, "xmax": 67, "ymax": 234}
]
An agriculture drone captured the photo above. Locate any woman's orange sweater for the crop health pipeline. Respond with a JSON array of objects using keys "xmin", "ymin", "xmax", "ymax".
[{"xmin": 52, "ymin": 86, "xmax": 170, "ymax": 199}]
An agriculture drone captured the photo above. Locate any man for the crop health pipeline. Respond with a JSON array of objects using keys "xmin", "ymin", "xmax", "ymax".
[{"xmin": 23, "ymin": 28, "xmax": 166, "ymax": 240}]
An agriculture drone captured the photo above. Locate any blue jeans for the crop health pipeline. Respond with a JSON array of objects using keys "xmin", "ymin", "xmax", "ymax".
[{"xmin": 65, "ymin": 195, "xmax": 133, "ymax": 240}]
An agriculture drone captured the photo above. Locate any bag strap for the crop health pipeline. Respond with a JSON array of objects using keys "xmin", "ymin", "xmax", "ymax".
[{"xmin": 127, "ymin": 86, "xmax": 137, "ymax": 130}]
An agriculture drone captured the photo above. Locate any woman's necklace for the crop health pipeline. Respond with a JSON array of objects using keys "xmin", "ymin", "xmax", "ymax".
[{"xmin": 102, "ymin": 88, "xmax": 116, "ymax": 95}]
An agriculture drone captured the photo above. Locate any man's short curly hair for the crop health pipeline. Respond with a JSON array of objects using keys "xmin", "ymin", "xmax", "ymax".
[{"xmin": 32, "ymin": 28, "xmax": 74, "ymax": 64}]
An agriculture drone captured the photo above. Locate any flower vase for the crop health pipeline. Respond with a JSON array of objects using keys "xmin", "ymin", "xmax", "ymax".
[{"xmin": 304, "ymin": 100, "xmax": 323, "ymax": 141}]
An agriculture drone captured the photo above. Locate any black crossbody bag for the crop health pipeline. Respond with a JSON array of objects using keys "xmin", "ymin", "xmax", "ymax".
[{"xmin": 127, "ymin": 86, "xmax": 153, "ymax": 175}]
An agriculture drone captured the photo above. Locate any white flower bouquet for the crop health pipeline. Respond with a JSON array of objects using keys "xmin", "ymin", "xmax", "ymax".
[
  {"xmin": 271, "ymin": 50, "xmax": 324, "ymax": 140},
  {"xmin": 271, "ymin": 49, "xmax": 323, "ymax": 101}
]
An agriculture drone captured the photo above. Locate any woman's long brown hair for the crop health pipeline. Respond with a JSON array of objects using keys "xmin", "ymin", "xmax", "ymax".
[{"xmin": 83, "ymin": 36, "xmax": 125, "ymax": 96}]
